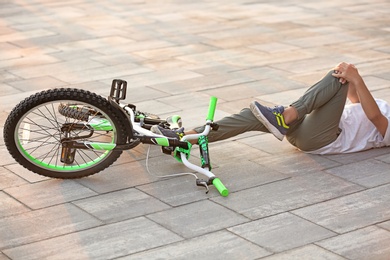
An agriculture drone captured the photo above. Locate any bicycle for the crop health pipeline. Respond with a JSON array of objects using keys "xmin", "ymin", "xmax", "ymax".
[{"xmin": 3, "ymin": 79, "xmax": 229, "ymax": 197}]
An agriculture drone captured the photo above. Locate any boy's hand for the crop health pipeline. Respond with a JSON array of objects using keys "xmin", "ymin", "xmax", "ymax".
[{"xmin": 332, "ymin": 62, "xmax": 363, "ymax": 85}]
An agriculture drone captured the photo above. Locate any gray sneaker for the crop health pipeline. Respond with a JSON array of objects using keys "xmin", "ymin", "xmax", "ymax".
[{"xmin": 250, "ymin": 101, "xmax": 289, "ymax": 141}]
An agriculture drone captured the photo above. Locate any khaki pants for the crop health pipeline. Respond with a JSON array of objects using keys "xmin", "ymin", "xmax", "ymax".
[{"xmin": 194, "ymin": 71, "xmax": 349, "ymax": 151}]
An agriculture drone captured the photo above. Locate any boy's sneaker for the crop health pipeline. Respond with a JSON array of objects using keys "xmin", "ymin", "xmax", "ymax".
[
  {"xmin": 150, "ymin": 125, "xmax": 184, "ymax": 140},
  {"xmin": 250, "ymin": 101, "xmax": 289, "ymax": 141}
]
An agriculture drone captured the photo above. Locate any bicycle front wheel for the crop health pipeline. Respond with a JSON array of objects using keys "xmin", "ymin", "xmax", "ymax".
[{"xmin": 3, "ymin": 88, "xmax": 128, "ymax": 179}]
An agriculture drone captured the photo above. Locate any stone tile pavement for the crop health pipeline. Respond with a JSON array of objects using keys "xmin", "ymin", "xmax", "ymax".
[{"xmin": 1, "ymin": 0, "xmax": 390, "ymax": 259}]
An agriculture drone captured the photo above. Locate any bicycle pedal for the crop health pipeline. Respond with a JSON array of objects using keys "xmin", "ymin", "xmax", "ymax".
[
  {"xmin": 61, "ymin": 147, "xmax": 76, "ymax": 164},
  {"xmin": 109, "ymin": 79, "xmax": 127, "ymax": 102}
]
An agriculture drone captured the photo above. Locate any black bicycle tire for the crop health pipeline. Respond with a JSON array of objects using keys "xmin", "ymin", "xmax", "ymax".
[{"xmin": 3, "ymin": 88, "xmax": 128, "ymax": 179}]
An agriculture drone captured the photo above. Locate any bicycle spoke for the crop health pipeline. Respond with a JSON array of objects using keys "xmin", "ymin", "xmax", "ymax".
[
  {"xmin": 4, "ymin": 88, "xmax": 126, "ymax": 178},
  {"xmin": 15, "ymin": 99, "xmax": 118, "ymax": 172}
]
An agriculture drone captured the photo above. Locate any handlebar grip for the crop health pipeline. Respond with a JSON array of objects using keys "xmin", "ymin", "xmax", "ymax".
[
  {"xmin": 212, "ymin": 178, "xmax": 229, "ymax": 197},
  {"xmin": 206, "ymin": 96, "xmax": 218, "ymax": 121}
]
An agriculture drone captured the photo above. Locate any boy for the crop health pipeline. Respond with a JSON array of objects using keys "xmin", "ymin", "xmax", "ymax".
[{"xmin": 153, "ymin": 62, "xmax": 390, "ymax": 154}]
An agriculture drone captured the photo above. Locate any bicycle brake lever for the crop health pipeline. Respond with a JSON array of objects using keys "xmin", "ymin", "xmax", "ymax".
[{"xmin": 196, "ymin": 179, "xmax": 210, "ymax": 194}]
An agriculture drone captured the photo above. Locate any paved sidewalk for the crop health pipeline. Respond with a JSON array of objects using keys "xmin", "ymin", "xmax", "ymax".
[{"xmin": 1, "ymin": 0, "xmax": 390, "ymax": 259}]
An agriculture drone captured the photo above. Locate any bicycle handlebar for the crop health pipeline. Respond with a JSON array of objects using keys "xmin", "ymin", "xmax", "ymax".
[
  {"xmin": 212, "ymin": 178, "xmax": 229, "ymax": 197},
  {"xmin": 206, "ymin": 96, "xmax": 218, "ymax": 121},
  {"xmin": 172, "ymin": 95, "xmax": 229, "ymax": 197}
]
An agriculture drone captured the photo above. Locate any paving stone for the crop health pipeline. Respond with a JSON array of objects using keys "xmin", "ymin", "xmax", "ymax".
[
  {"xmin": 134, "ymin": 44, "xmax": 217, "ymax": 60},
  {"xmin": 358, "ymin": 59, "xmax": 390, "ymax": 77},
  {"xmin": 212, "ymin": 172, "xmax": 362, "ymax": 220},
  {"xmin": 135, "ymin": 99, "xmax": 182, "ymax": 115},
  {"xmin": 0, "ymin": 146, "xmax": 19, "ymax": 166},
  {"xmin": 378, "ymin": 220, "xmax": 390, "ymax": 232},
  {"xmin": 0, "ymin": 70, "xmax": 21, "ymax": 84},
  {"xmin": 0, "ymin": 167, "xmax": 27, "ymax": 190},
  {"xmin": 142, "ymin": 58, "xmax": 197, "ymax": 70},
  {"xmin": 0, "ymin": 89, "xmax": 42, "ymax": 112},
  {"xmin": 0, "ymin": 54, "xmax": 59, "ymax": 70},
  {"xmin": 157, "ymin": 91, "xmax": 212, "ymax": 111},
  {"xmin": 200, "ymin": 26, "xmax": 274, "ymax": 41},
  {"xmin": 54, "ymin": 36, "xmax": 135, "ymax": 52},
  {"xmin": 251, "ymin": 151, "xmax": 341, "ymax": 176},
  {"xmin": 324, "ymin": 159, "xmax": 390, "ymax": 188},
  {"xmin": 147, "ymin": 200, "xmax": 249, "ymax": 238},
  {"xmin": 232, "ymin": 49, "xmax": 315, "ymax": 68},
  {"xmin": 120, "ymin": 230, "xmax": 271, "ymax": 260},
  {"xmin": 91, "ymin": 53, "xmax": 146, "ymax": 66},
  {"xmin": 0, "ymin": 84, "xmax": 22, "ymax": 97},
  {"xmin": 208, "ymin": 141, "xmax": 271, "ymax": 166},
  {"xmin": 323, "ymin": 147, "xmax": 390, "ymax": 165},
  {"xmin": 0, "ymin": 29, "xmax": 55, "ymax": 43},
  {"xmin": 201, "ymin": 82, "xmax": 270, "ymax": 102},
  {"xmin": 8, "ymin": 58, "xmax": 104, "ymax": 79},
  {"xmin": 152, "ymin": 73, "xmax": 256, "ymax": 95},
  {"xmin": 4, "ymin": 163, "xmax": 49, "ymax": 183},
  {"xmin": 100, "ymin": 68, "xmax": 202, "ymax": 88},
  {"xmin": 74, "ymin": 159, "xmax": 160, "ymax": 194},
  {"xmin": 176, "ymin": 49, "xmax": 256, "ymax": 65},
  {"xmin": 0, "ymin": 42, "xmax": 23, "ymax": 60},
  {"xmin": 70, "ymin": 80, "xmax": 113, "ymax": 97},
  {"xmin": 138, "ymin": 176, "xmax": 215, "ymax": 207},
  {"xmin": 238, "ymin": 133, "xmax": 306, "ymax": 155},
  {"xmin": 261, "ymin": 244, "xmax": 346, "ymax": 260},
  {"xmin": 0, "ymin": 203, "xmax": 102, "ymax": 250},
  {"xmin": 4, "ymin": 179, "xmax": 97, "ymax": 209},
  {"xmin": 317, "ymin": 226, "xmax": 390, "ymax": 260},
  {"xmin": 50, "ymin": 49, "xmax": 100, "ymax": 61},
  {"xmin": 7, "ymin": 76, "xmax": 67, "ymax": 91},
  {"xmin": 73, "ymin": 188, "xmax": 171, "ymax": 223},
  {"xmin": 95, "ymin": 40, "xmax": 175, "ymax": 55},
  {"xmin": 120, "ymin": 86, "xmax": 170, "ymax": 103},
  {"xmin": 0, "ymin": 253, "xmax": 9, "ymax": 260},
  {"xmin": 373, "ymin": 88, "xmax": 390, "ymax": 103},
  {"xmin": 12, "ymin": 33, "xmax": 93, "ymax": 49},
  {"xmin": 216, "ymin": 97, "xmax": 261, "ymax": 115},
  {"xmin": 250, "ymin": 42, "xmax": 300, "ymax": 53},
  {"xmin": 286, "ymin": 33, "xmax": 361, "ymax": 49},
  {"xmin": 229, "ymin": 213, "xmax": 336, "ymax": 253},
  {"xmin": 290, "ymin": 70, "xmax": 332, "ymax": 87},
  {"xmin": 293, "ymin": 184, "xmax": 390, "ymax": 233},
  {"xmin": 55, "ymin": 63, "xmax": 152, "ymax": 84},
  {"xmin": 255, "ymin": 87, "xmax": 307, "ymax": 106},
  {"xmin": 3, "ymin": 217, "xmax": 182, "ymax": 260},
  {"xmin": 0, "ymin": 191, "xmax": 30, "ymax": 219},
  {"xmin": 211, "ymin": 160, "xmax": 288, "ymax": 193}
]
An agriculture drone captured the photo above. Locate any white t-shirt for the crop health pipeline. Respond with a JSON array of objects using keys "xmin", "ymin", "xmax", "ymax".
[{"xmin": 307, "ymin": 99, "xmax": 390, "ymax": 154}]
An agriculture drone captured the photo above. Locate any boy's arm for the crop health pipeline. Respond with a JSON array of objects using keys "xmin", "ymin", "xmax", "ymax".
[{"xmin": 332, "ymin": 62, "xmax": 388, "ymax": 137}]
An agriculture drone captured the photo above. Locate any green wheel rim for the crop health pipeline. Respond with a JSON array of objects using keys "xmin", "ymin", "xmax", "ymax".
[{"xmin": 15, "ymin": 100, "xmax": 118, "ymax": 172}]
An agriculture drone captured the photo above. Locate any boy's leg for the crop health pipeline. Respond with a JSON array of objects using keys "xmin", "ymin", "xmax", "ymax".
[
  {"xmin": 193, "ymin": 108, "xmax": 269, "ymax": 142},
  {"xmin": 286, "ymin": 70, "xmax": 349, "ymax": 151}
]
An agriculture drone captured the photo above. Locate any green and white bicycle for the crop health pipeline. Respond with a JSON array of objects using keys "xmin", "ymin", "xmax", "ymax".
[{"xmin": 3, "ymin": 79, "xmax": 229, "ymax": 196}]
